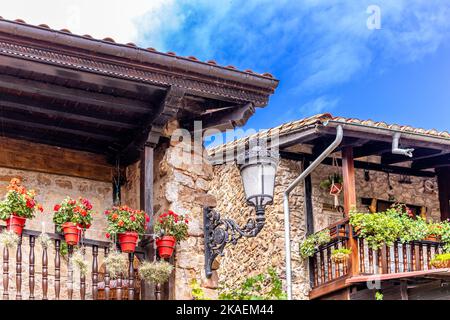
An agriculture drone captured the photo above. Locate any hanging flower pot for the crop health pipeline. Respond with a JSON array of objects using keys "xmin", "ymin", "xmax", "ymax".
[
  {"xmin": 6, "ymin": 215, "xmax": 27, "ymax": 236},
  {"xmin": 105, "ymin": 205, "xmax": 149, "ymax": 253},
  {"xmin": 156, "ymin": 235, "xmax": 176, "ymax": 259},
  {"xmin": 330, "ymin": 183, "xmax": 343, "ymax": 195},
  {"xmin": 0, "ymin": 178, "xmax": 43, "ymax": 236},
  {"xmin": 53, "ymin": 197, "xmax": 94, "ymax": 246},
  {"xmin": 62, "ymin": 222, "xmax": 81, "ymax": 246},
  {"xmin": 330, "ymin": 248, "xmax": 351, "ymax": 264},
  {"xmin": 118, "ymin": 231, "xmax": 139, "ymax": 253},
  {"xmin": 154, "ymin": 210, "xmax": 190, "ymax": 259}
]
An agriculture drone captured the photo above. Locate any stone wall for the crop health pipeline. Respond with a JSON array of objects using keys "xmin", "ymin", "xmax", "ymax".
[
  {"xmin": 209, "ymin": 159, "xmax": 441, "ymax": 299},
  {"xmin": 153, "ymin": 136, "xmax": 218, "ymax": 299}
]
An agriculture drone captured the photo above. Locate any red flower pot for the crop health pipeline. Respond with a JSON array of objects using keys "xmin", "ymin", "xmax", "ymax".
[
  {"xmin": 6, "ymin": 215, "xmax": 26, "ymax": 235},
  {"xmin": 156, "ymin": 236, "xmax": 176, "ymax": 259},
  {"xmin": 330, "ymin": 183, "xmax": 342, "ymax": 195},
  {"xmin": 118, "ymin": 231, "xmax": 138, "ymax": 253},
  {"xmin": 62, "ymin": 222, "xmax": 81, "ymax": 246}
]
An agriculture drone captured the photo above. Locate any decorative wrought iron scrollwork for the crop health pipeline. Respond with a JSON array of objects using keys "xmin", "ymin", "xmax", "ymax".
[{"xmin": 204, "ymin": 207, "xmax": 265, "ymax": 277}]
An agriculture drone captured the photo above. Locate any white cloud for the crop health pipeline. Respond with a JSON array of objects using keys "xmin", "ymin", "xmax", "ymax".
[{"xmin": 0, "ymin": 0, "xmax": 169, "ymax": 43}]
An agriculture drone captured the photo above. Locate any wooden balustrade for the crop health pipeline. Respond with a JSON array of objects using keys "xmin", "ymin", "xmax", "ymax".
[
  {"xmin": 310, "ymin": 220, "xmax": 444, "ymax": 291},
  {"xmin": 0, "ymin": 226, "xmax": 160, "ymax": 300}
]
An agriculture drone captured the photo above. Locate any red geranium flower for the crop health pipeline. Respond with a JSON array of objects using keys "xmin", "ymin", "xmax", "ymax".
[
  {"xmin": 54, "ymin": 204, "xmax": 61, "ymax": 211},
  {"xmin": 105, "ymin": 233, "xmax": 110, "ymax": 239}
]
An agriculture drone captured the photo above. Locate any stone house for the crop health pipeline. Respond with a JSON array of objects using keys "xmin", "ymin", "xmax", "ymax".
[
  {"xmin": 0, "ymin": 17, "xmax": 278, "ymax": 300},
  {"xmin": 208, "ymin": 113, "xmax": 450, "ymax": 300}
]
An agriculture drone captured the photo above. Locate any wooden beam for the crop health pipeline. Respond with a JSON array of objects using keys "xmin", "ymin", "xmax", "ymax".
[
  {"xmin": 352, "ymin": 142, "xmax": 392, "ymax": 159},
  {"xmin": 0, "ymin": 73, "xmax": 153, "ymax": 114},
  {"xmin": 0, "ymin": 136, "xmax": 112, "ymax": 182},
  {"xmin": 139, "ymin": 145, "xmax": 155, "ymax": 300},
  {"xmin": 437, "ymin": 167, "xmax": 450, "ymax": 221},
  {"xmin": 411, "ymin": 154, "xmax": 450, "ymax": 170},
  {"xmin": 304, "ymin": 159, "xmax": 315, "ymax": 235},
  {"xmin": 381, "ymin": 148, "xmax": 442, "ymax": 165},
  {"xmin": 0, "ymin": 95, "xmax": 138, "ymax": 129},
  {"xmin": 342, "ymin": 147, "xmax": 359, "ymax": 277},
  {"xmin": 0, "ymin": 115, "xmax": 119, "ymax": 142},
  {"xmin": 279, "ymin": 151, "xmax": 435, "ymax": 178}
]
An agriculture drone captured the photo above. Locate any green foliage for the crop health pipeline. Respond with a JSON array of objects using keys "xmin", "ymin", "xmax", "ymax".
[
  {"xmin": 154, "ymin": 210, "xmax": 189, "ymax": 242},
  {"xmin": 105, "ymin": 205, "xmax": 148, "ymax": 239},
  {"xmin": 59, "ymin": 240, "xmax": 78, "ymax": 258},
  {"xmin": 72, "ymin": 251, "xmax": 89, "ymax": 276},
  {"xmin": 138, "ymin": 260, "xmax": 173, "ymax": 284},
  {"xmin": 0, "ymin": 178, "xmax": 42, "ymax": 220},
  {"xmin": 319, "ymin": 173, "xmax": 343, "ymax": 190},
  {"xmin": 218, "ymin": 268, "xmax": 287, "ymax": 300},
  {"xmin": 351, "ymin": 204, "xmax": 450, "ymax": 251},
  {"xmin": 375, "ymin": 291, "xmax": 383, "ymax": 300},
  {"xmin": 331, "ymin": 248, "xmax": 351, "ymax": 256},
  {"xmin": 299, "ymin": 230, "xmax": 331, "ymax": 258},
  {"xmin": 190, "ymin": 279, "xmax": 211, "ymax": 300},
  {"xmin": 430, "ymin": 253, "xmax": 450, "ymax": 268},
  {"xmin": 53, "ymin": 197, "xmax": 94, "ymax": 232}
]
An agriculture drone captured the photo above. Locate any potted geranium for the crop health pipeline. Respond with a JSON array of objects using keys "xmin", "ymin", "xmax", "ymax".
[
  {"xmin": 0, "ymin": 178, "xmax": 43, "ymax": 235},
  {"xmin": 53, "ymin": 197, "xmax": 94, "ymax": 246},
  {"xmin": 154, "ymin": 210, "xmax": 189, "ymax": 259},
  {"xmin": 105, "ymin": 205, "xmax": 149, "ymax": 253}
]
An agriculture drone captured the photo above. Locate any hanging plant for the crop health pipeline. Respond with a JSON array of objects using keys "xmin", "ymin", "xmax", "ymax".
[
  {"xmin": 430, "ymin": 253, "xmax": 450, "ymax": 269},
  {"xmin": 0, "ymin": 178, "xmax": 43, "ymax": 235},
  {"xmin": 299, "ymin": 230, "xmax": 331, "ymax": 259},
  {"xmin": 53, "ymin": 197, "xmax": 94, "ymax": 246},
  {"xmin": 37, "ymin": 232, "xmax": 52, "ymax": 249},
  {"xmin": 319, "ymin": 173, "xmax": 343, "ymax": 193},
  {"xmin": 104, "ymin": 249, "xmax": 128, "ymax": 279},
  {"xmin": 154, "ymin": 210, "xmax": 189, "ymax": 259},
  {"xmin": 138, "ymin": 260, "xmax": 173, "ymax": 284},
  {"xmin": 330, "ymin": 248, "xmax": 351, "ymax": 264},
  {"xmin": 72, "ymin": 250, "xmax": 89, "ymax": 276},
  {"xmin": 105, "ymin": 205, "xmax": 149, "ymax": 253},
  {"xmin": 0, "ymin": 229, "xmax": 20, "ymax": 248}
]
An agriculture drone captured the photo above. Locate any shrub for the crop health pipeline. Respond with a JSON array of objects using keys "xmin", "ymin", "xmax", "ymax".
[
  {"xmin": 138, "ymin": 260, "xmax": 173, "ymax": 284},
  {"xmin": 218, "ymin": 268, "xmax": 287, "ymax": 300}
]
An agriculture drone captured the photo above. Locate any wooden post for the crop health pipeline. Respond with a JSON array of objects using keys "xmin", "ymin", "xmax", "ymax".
[
  {"xmin": 437, "ymin": 167, "xmax": 450, "ymax": 221},
  {"xmin": 342, "ymin": 147, "xmax": 359, "ymax": 276},
  {"xmin": 140, "ymin": 144, "xmax": 155, "ymax": 300},
  {"xmin": 304, "ymin": 159, "xmax": 316, "ymax": 287},
  {"xmin": 29, "ymin": 235, "xmax": 35, "ymax": 300}
]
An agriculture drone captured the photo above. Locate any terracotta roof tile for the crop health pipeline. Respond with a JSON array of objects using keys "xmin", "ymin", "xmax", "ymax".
[
  {"xmin": 0, "ymin": 17, "xmax": 276, "ymax": 79},
  {"xmin": 208, "ymin": 113, "xmax": 450, "ymax": 156}
]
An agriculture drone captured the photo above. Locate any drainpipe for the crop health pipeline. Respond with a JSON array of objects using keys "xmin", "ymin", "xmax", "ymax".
[
  {"xmin": 392, "ymin": 132, "xmax": 415, "ymax": 157},
  {"xmin": 283, "ymin": 125, "xmax": 343, "ymax": 300}
]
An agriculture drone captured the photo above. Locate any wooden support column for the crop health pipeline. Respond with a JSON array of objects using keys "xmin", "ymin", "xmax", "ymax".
[
  {"xmin": 437, "ymin": 167, "xmax": 450, "ymax": 221},
  {"xmin": 342, "ymin": 147, "xmax": 359, "ymax": 276},
  {"xmin": 140, "ymin": 144, "xmax": 155, "ymax": 300},
  {"xmin": 304, "ymin": 159, "xmax": 316, "ymax": 288}
]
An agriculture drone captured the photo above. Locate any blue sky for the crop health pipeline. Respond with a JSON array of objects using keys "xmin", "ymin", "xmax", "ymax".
[
  {"xmin": 133, "ymin": 0, "xmax": 450, "ymax": 134},
  {"xmin": 2, "ymin": 0, "xmax": 448, "ymax": 134}
]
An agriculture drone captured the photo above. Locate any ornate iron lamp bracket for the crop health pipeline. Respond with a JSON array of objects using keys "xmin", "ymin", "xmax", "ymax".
[{"xmin": 204, "ymin": 206, "xmax": 265, "ymax": 278}]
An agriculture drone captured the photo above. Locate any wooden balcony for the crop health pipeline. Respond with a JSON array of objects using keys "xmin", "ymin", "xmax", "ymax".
[
  {"xmin": 0, "ymin": 226, "xmax": 164, "ymax": 300},
  {"xmin": 309, "ymin": 219, "xmax": 445, "ymax": 299}
]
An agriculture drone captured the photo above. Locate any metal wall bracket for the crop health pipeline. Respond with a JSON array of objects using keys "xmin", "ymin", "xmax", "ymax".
[{"xmin": 204, "ymin": 206, "xmax": 265, "ymax": 278}]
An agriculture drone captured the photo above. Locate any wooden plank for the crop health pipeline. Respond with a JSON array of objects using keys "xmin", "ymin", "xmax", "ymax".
[
  {"xmin": 309, "ymin": 276, "xmax": 352, "ymax": 300},
  {"xmin": 0, "ymin": 136, "xmax": 113, "ymax": 182},
  {"xmin": 412, "ymin": 153, "xmax": 450, "ymax": 170}
]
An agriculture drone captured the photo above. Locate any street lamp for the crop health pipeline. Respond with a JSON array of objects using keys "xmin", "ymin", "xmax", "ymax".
[{"xmin": 204, "ymin": 146, "xmax": 279, "ymax": 277}]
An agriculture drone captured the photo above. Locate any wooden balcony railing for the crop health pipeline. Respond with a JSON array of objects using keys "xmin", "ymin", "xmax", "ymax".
[
  {"xmin": 0, "ymin": 226, "xmax": 161, "ymax": 300},
  {"xmin": 309, "ymin": 219, "xmax": 444, "ymax": 297}
]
